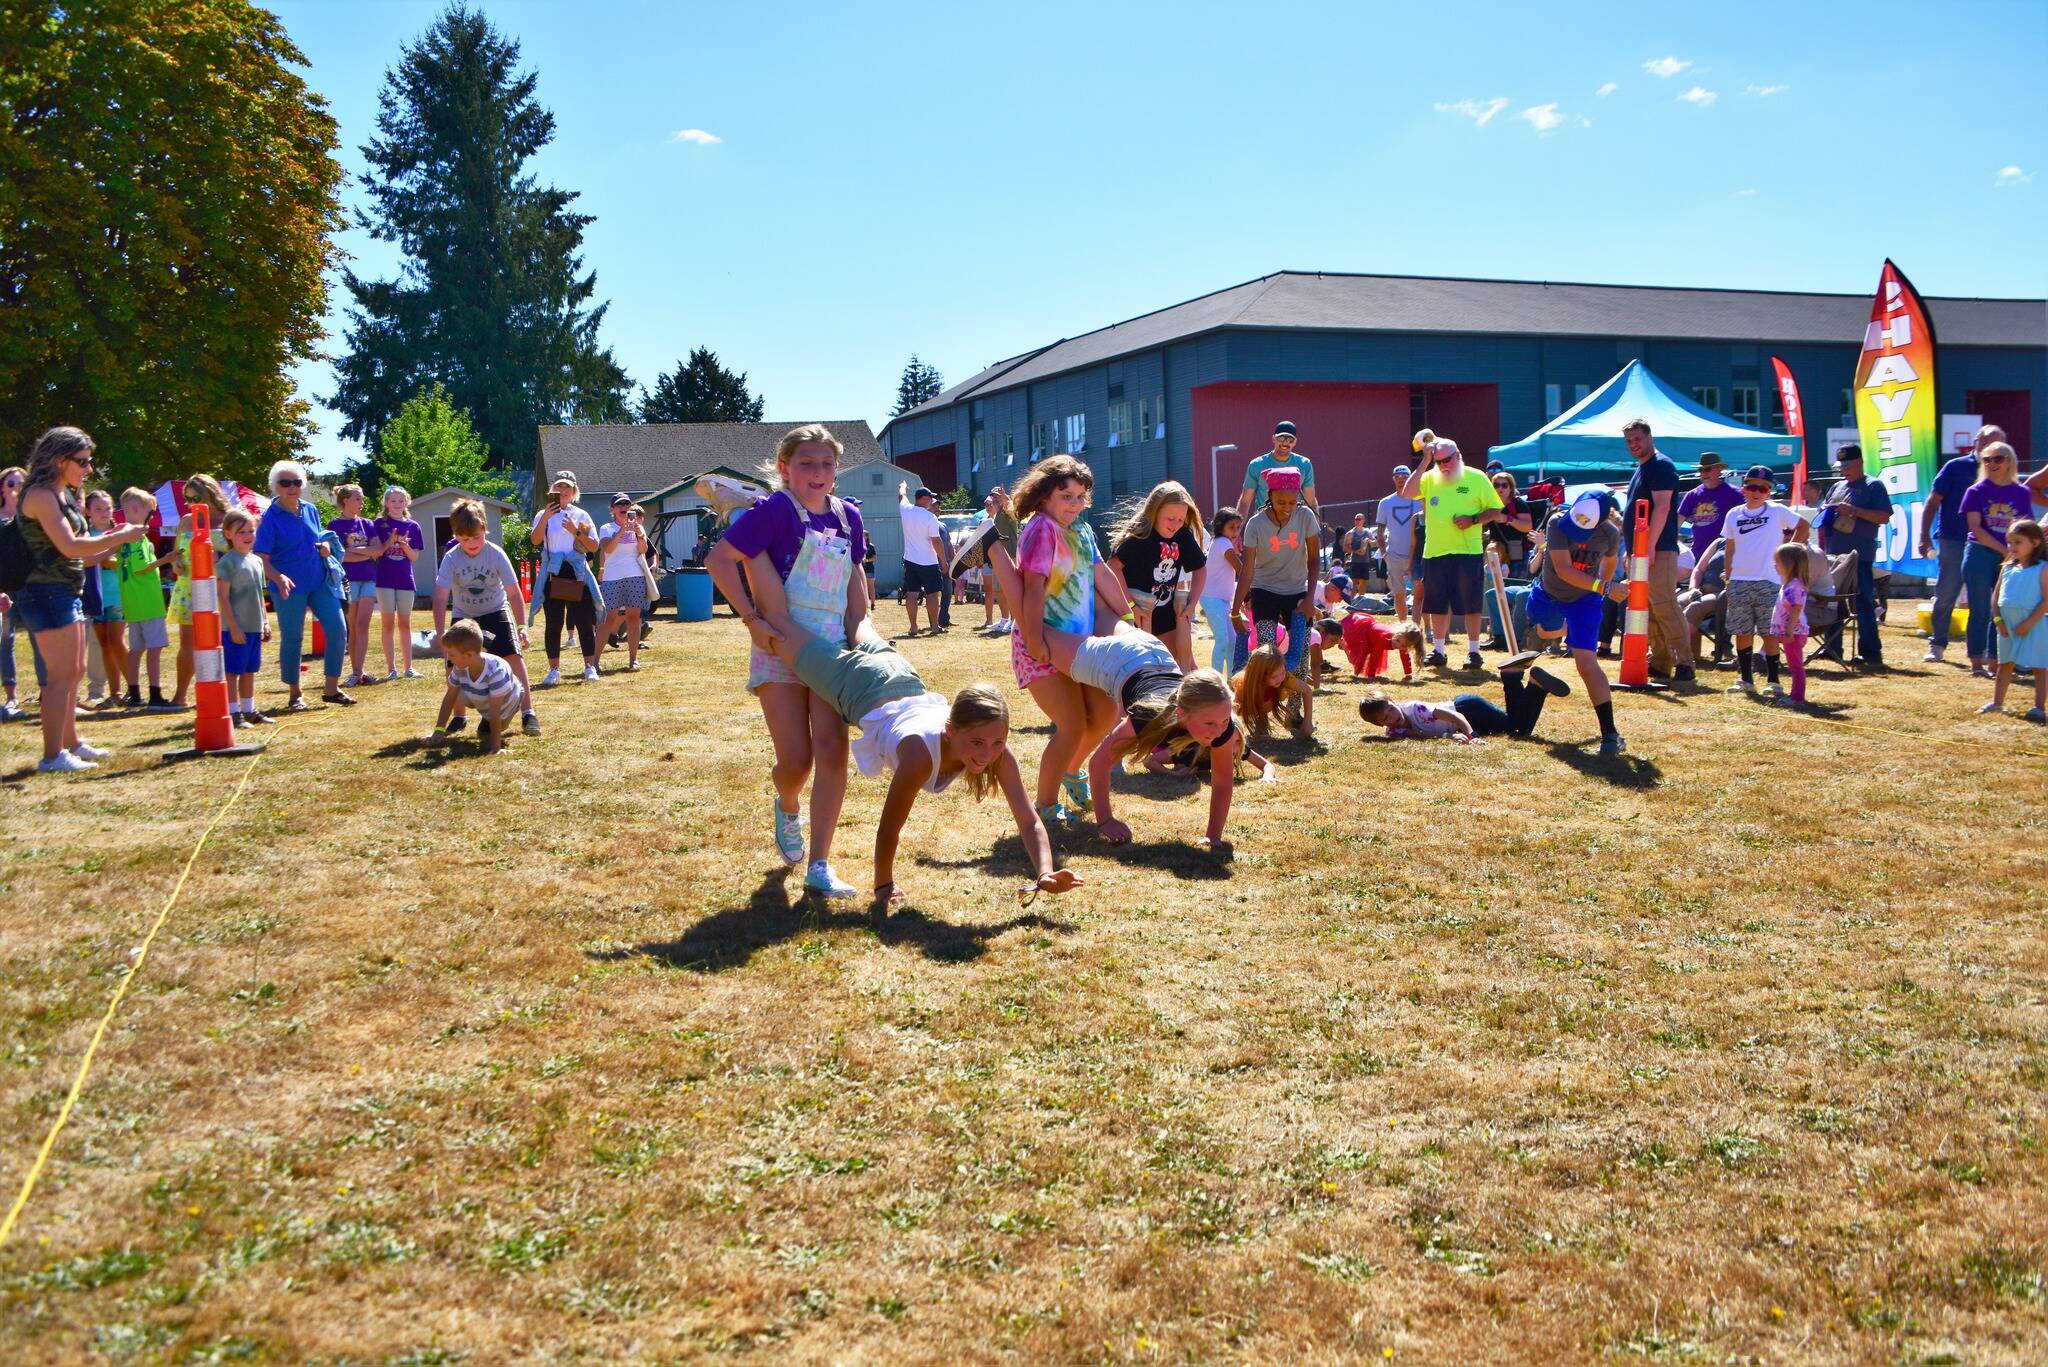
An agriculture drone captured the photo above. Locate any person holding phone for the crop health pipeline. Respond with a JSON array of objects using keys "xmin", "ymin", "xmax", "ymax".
[
  {"xmin": 529, "ymin": 471, "xmax": 606, "ymax": 685},
  {"xmin": 598, "ymin": 493, "xmax": 650, "ymax": 671}
]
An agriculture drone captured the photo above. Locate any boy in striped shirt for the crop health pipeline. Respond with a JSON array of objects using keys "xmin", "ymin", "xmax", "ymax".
[{"xmin": 430, "ymin": 619, "xmax": 523, "ymax": 754}]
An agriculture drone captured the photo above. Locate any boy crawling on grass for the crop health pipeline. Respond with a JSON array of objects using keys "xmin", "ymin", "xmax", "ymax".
[{"xmin": 428, "ymin": 618, "xmax": 523, "ymax": 755}]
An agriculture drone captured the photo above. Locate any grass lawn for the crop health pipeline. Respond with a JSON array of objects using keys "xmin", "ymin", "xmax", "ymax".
[{"xmin": 2, "ymin": 613, "xmax": 2044, "ymax": 1364}]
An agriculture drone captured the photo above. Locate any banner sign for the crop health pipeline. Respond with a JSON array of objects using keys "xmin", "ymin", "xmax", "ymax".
[
  {"xmin": 1852, "ymin": 259, "xmax": 1937, "ymax": 576},
  {"xmin": 1769, "ymin": 355, "xmax": 1806, "ymax": 505}
]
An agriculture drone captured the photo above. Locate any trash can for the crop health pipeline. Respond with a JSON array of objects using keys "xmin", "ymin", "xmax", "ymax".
[{"xmin": 673, "ymin": 566, "xmax": 713, "ymax": 622}]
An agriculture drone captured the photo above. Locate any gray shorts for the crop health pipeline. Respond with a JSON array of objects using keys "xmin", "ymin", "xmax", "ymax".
[
  {"xmin": 1724, "ymin": 579, "xmax": 1779, "ymax": 635},
  {"xmin": 126, "ymin": 616, "xmax": 169, "ymax": 651},
  {"xmin": 792, "ymin": 636, "xmax": 926, "ymax": 726},
  {"xmin": 375, "ymin": 585, "xmax": 415, "ymax": 613},
  {"xmin": 1384, "ymin": 550, "xmax": 1413, "ymax": 588}
]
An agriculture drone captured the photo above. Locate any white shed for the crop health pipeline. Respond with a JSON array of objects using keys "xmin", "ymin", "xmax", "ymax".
[{"xmin": 411, "ymin": 487, "xmax": 519, "ymax": 605}]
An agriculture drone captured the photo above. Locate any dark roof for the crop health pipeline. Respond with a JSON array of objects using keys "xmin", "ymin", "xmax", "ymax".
[
  {"xmin": 887, "ymin": 270, "xmax": 2048, "ymax": 425},
  {"xmin": 536, "ymin": 420, "xmax": 888, "ymax": 495}
]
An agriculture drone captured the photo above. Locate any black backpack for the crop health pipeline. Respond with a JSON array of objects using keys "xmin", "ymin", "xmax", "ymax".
[{"xmin": 0, "ymin": 516, "xmax": 34, "ymax": 595}]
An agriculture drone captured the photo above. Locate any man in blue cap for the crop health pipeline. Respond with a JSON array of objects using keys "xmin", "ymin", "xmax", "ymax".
[
  {"xmin": 1375, "ymin": 464, "xmax": 1422, "ymax": 621},
  {"xmin": 1520, "ymin": 488, "xmax": 1630, "ymax": 754},
  {"xmin": 1236, "ymin": 420, "xmax": 1319, "ymax": 520}
]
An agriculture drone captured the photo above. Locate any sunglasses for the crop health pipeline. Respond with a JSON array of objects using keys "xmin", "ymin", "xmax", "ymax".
[
  {"xmin": 1983, "ymin": 454, "xmax": 2012, "ymax": 463},
  {"xmin": 1743, "ymin": 483, "xmax": 1772, "ymax": 493},
  {"xmin": 276, "ymin": 477, "xmax": 303, "ymax": 487}
]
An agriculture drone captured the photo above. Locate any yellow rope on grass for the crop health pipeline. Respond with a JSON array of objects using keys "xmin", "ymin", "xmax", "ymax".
[{"xmin": 0, "ymin": 731, "xmax": 285, "ymax": 1247}]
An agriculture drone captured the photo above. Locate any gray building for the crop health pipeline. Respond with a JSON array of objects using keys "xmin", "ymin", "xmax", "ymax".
[{"xmin": 879, "ymin": 271, "xmax": 2047, "ymax": 519}]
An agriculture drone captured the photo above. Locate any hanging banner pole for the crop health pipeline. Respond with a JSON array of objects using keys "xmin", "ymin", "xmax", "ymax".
[
  {"xmin": 1770, "ymin": 355, "xmax": 1806, "ymax": 506},
  {"xmin": 1852, "ymin": 260, "xmax": 1938, "ymax": 578}
]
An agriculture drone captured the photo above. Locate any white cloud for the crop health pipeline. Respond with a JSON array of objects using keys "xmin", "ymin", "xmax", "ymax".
[
  {"xmin": 1433, "ymin": 97, "xmax": 1509, "ymax": 126},
  {"xmin": 1520, "ymin": 103, "xmax": 1565, "ymax": 134},
  {"xmin": 1643, "ymin": 56, "xmax": 1691, "ymax": 79},
  {"xmin": 669, "ymin": 128, "xmax": 721, "ymax": 145},
  {"xmin": 1579, "ymin": 116, "xmax": 1595, "ymax": 128},
  {"xmin": 1995, "ymin": 165, "xmax": 2032, "ymax": 186},
  {"xmin": 1744, "ymin": 83, "xmax": 1788, "ymax": 96},
  {"xmin": 1678, "ymin": 86, "xmax": 1718, "ymax": 107},
  {"xmin": 1596, "ymin": 81, "xmax": 1618, "ymax": 97},
  {"xmin": 1735, "ymin": 188, "xmax": 1758, "ymax": 197}
]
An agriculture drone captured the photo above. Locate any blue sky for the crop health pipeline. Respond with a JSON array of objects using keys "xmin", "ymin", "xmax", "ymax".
[{"xmin": 271, "ymin": 0, "xmax": 2048, "ymax": 473}]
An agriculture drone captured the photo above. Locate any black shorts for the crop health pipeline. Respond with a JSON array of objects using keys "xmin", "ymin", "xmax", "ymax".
[
  {"xmin": 473, "ymin": 607, "xmax": 519, "ymax": 659},
  {"xmin": 1421, "ymin": 553, "xmax": 1484, "ymax": 616},
  {"xmin": 901, "ymin": 561, "xmax": 943, "ymax": 595},
  {"xmin": 1141, "ymin": 600, "xmax": 1179, "ymax": 636},
  {"xmin": 1247, "ymin": 586, "xmax": 1306, "ymax": 624}
]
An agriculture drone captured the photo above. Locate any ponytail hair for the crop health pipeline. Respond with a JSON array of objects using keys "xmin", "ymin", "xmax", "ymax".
[
  {"xmin": 947, "ymin": 682, "xmax": 1009, "ymax": 801},
  {"xmin": 1114, "ymin": 667, "xmax": 1234, "ymax": 771}
]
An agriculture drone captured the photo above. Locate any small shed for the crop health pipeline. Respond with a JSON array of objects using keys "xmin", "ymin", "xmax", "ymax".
[
  {"xmin": 644, "ymin": 465, "xmax": 772, "ymax": 571},
  {"xmin": 411, "ymin": 487, "xmax": 519, "ymax": 604}
]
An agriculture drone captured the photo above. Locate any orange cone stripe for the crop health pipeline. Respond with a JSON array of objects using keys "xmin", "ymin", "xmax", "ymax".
[{"xmin": 187, "ymin": 506, "xmax": 237, "ymax": 752}]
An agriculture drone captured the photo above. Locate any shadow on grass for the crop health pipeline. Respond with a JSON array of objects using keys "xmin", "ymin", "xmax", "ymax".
[
  {"xmin": 1245, "ymin": 733, "xmax": 1327, "ymax": 768},
  {"xmin": 372, "ymin": 734, "xmax": 486, "ymax": 770},
  {"xmin": 1542, "ymin": 740, "xmax": 1664, "ymax": 789},
  {"xmin": 596, "ymin": 870, "xmax": 1075, "ymax": 970},
  {"xmin": 916, "ymin": 828, "xmax": 1234, "ymax": 878}
]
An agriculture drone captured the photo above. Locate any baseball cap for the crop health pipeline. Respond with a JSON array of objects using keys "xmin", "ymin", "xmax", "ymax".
[
  {"xmin": 1562, "ymin": 490, "xmax": 1616, "ymax": 542},
  {"xmin": 610, "ymin": 491, "xmax": 631, "ymax": 506},
  {"xmin": 913, "ymin": 486, "xmax": 936, "ymax": 500},
  {"xmin": 1328, "ymin": 571, "xmax": 1351, "ymax": 589},
  {"xmin": 1834, "ymin": 445, "xmax": 1864, "ymax": 467},
  {"xmin": 1392, "ymin": 464, "xmax": 1412, "ymax": 478},
  {"xmin": 1274, "ymin": 420, "xmax": 1297, "ymax": 438},
  {"xmin": 1485, "ymin": 460, "xmax": 1506, "ymax": 474},
  {"xmin": 1742, "ymin": 465, "xmax": 1776, "ymax": 487}
]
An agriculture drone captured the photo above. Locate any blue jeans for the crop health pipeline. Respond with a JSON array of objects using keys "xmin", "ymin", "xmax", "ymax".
[
  {"xmin": 1199, "ymin": 596, "xmax": 1247, "ymax": 676},
  {"xmin": 1929, "ymin": 538, "xmax": 1966, "ymax": 649},
  {"xmin": 0, "ymin": 607, "xmax": 50, "ymax": 691},
  {"xmin": 1851, "ymin": 553, "xmax": 1881, "ymax": 660},
  {"xmin": 277, "ymin": 579, "xmax": 347, "ymax": 684},
  {"xmin": 1484, "ymin": 583, "xmax": 1531, "ymax": 642},
  {"xmin": 528, "ymin": 549, "xmax": 605, "ymax": 624},
  {"xmin": 1963, "ymin": 543, "xmax": 2004, "ymax": 663}
]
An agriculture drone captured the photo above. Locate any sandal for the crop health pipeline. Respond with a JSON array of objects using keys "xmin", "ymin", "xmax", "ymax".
[
  {"xmin": 323, "ymin": 690, "xmax": 358, "ymax": 706},
  {"xmin": 286, "ymin": 696, "xmax": 310, "ymax": 713}
]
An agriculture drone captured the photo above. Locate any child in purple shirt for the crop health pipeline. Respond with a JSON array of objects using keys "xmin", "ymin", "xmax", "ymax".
[
  {"xmin": 1771, "ymin": 543, "xmax": 1811, "ymax": 704},
  {"xmin": 372, "ymin": 486, "xmax": 425, "ymax": 678}
]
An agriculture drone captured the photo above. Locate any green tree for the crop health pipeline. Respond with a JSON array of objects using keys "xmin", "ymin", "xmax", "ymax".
[
  {"xmin": 0, "ymin": 0, "xmax": 345, "ymax": 487},
  {"xmin": 331, "ymin": 4, "xmax": 630, "ymax": 472},
  {"xmin": 891, "ymin": 355, "xmax": 944, "ymax": 415},
  {"xmin": 374, "ymin": 382, "xmax": 510, "ymax": 500},
  {"xmin": 637, "ymin": 348, "xmax": 765, "ymax": 423}
]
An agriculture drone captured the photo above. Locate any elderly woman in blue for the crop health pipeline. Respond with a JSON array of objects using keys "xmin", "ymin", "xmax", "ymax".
[{"xmin": 254, "ymin": 459, "xmax": 353, "ymax": 710}]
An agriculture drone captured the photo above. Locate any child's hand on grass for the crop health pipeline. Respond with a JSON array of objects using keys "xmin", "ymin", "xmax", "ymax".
[
  {"xmin": 1096, "ymin": 816, "xmax": 1132, "ymax": 845},
  {"xmin": 1032, "ymin": 869, "xmax": 1083, "ymax": 897}
]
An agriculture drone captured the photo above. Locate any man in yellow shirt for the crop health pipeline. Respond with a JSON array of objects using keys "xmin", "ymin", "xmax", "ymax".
[{"xmin": 1398, "ymin": 438, "xmax": 1504, "ymax": 670}]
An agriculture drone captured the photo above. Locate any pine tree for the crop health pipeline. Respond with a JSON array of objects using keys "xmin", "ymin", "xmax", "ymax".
[
  {"xmin": 892, "ymin": 356, "xmax": 945, "ymax": 415},
  {"xmin": 0, "ymin": 0, "xmax": 344, "ymax": 487},
  {"xmin": 637, "ymin": 348, "xmax": 766, "ymax": 423},
  {"xmin": 330, "ymin": 4, "xmax": 630, "ymax": 472}
]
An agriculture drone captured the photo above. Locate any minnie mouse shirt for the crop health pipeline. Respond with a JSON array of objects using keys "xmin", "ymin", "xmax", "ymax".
[{"xmin": 1112, "ymin": 526, "xmax": 1206, "ymax": 628}]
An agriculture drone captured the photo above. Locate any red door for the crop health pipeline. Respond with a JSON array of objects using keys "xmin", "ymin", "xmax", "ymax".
[{"xmin": 1966, "ymin": 390, "xmax": 2032, "ymax": 462}]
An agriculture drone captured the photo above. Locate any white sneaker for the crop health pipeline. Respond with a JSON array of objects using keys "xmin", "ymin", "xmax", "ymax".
[
  {"xmin": 1922, "ymin": 645, "xmax": 1944, "ymax": 663},
  {"xmin": 70, "ymin": 741, "xmax": 111, "ymax": 761},
  {"xmin": 625, "ymin": 661, "xmax": 639, "ymax": 672},
  {"xmin": 694, "ymin": 473, "xmax": 763, "ymax": 518},
  {"xmin": 0, "ymin": 700, "xmax": 20, "ymax": 721},
  {"xmin": 38, "ymin": 750, "xmax": 97, "ymax": 773},
  {"xmin": 1727, "ymin": 679, "xmax": 1754, "ymax": 695},
  {"xmin": 1767, "ymin": 683, "xmax": 1786, "ymax": 699},
  {"xmin": 384, "ymin": 670, "xmax": 400, "ymax": 682},
  {"xmin": 403, "ymin": 668, "xmax": 422, "ymax": 679},
  {"xmin": 582, "ymin": 665, "xmax": 600, "ymax": 682},
  {"xmin": 540, "ymin": 668, "xmax": 561, "ymax": 687},
  {"xmin": 804, "ymin": 860, "xmax": 857, "ymax": 899}
]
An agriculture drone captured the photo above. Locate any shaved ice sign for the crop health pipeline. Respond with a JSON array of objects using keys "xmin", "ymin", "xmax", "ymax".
[{"xmin": 1852, "ymin": 260, "xmax": 1938, "ymax": 577}]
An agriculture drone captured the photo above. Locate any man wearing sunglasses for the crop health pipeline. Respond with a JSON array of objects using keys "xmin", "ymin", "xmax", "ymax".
[{"xmin": 1398, "ymin": 437, "xmax": 1503, "ymax": 671}]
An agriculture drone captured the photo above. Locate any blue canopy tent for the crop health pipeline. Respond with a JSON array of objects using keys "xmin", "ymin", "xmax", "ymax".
[{"xmin": 1489, "ymin": 361, "xmax": 1799, "ymax": 483}]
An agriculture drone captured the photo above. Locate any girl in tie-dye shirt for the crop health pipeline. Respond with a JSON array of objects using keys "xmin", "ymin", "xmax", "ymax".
[{"xmin": 1007, "ymin": 455, "xmax": 1131, "ymax": 827}]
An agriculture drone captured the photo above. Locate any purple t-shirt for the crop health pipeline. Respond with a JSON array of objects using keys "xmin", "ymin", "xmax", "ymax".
[
  {"xmin": 723, "ymin": 490, "xmax": 867, "ymax": 583},
  {"xmin": 372, "ymin": 516, "xmax": 423, "ymax": 590},
  {"xmin": 329, "ymin": 515, "xmax": 378, "ymax": 583},
  {"xmin": 1958, "ymin": 480, "xmax": 2033, "ymax": 549},
  {"xmin": 1677, "ymin": 482, "xmax": 1744, "ymax": 553}
]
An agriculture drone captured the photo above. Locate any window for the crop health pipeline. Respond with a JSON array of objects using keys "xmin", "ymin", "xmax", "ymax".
[
  {"xmin": 1574, "ymin": 384, "xmax": 1591, "ymax": 404},
  {"xmin": 1137, "ymin": 393, "xmax": 1166, "ymax": 441},
  {"xmin": 1692, "ymin": 386, "xmax": 1720, "ymax": 412},
  {"xmin": 1732, "ymin": 385, "xmax": 1760, "ymax": 428},
  {"xmin": 1410, "ymin": 387, "xmax": 1429, "ymax": 432},
  {"xmin": 1000, "ymin": 433, "xmax": 1016, "ymax": 467},
  {"xmin": 1030, "ymin": 419, "xmax": 1055, "ymax": 458},
  {"xmin": 1840, "ymin": 389, "xmax": 1854, "ymax": 426},
  {"xmin": 1544, "ymin": 384, "xmax": 1562, "ymax": 420},
  {"xmin": 1106, "ymin": 401, "xmax": 1134, "ymax": 448},
  {"xmin": 869, "ymin": 470, "xmax": 883, "ymax": 488},
  {"xmin": 1062, "ymin": 413, "xmax": 1085, "ymax": 452},
  {"xmin": 970, "ymin": 431, "xmax": 985, "ymax": 473}
]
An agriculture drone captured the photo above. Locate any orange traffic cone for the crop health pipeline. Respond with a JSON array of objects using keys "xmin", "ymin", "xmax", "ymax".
[
  {"xmin": 1614, "ymin": 497, "xmax": 1664, "ymax": 692},
  {"xmin": 166, "ymin": 505, "xmax": 265, "ymax": 760}
]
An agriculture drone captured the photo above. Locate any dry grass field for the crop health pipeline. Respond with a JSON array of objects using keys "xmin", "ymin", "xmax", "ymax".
[{"xmin": 1, "ymin": 612, "xmax": 2044, "ymax": 1365}]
